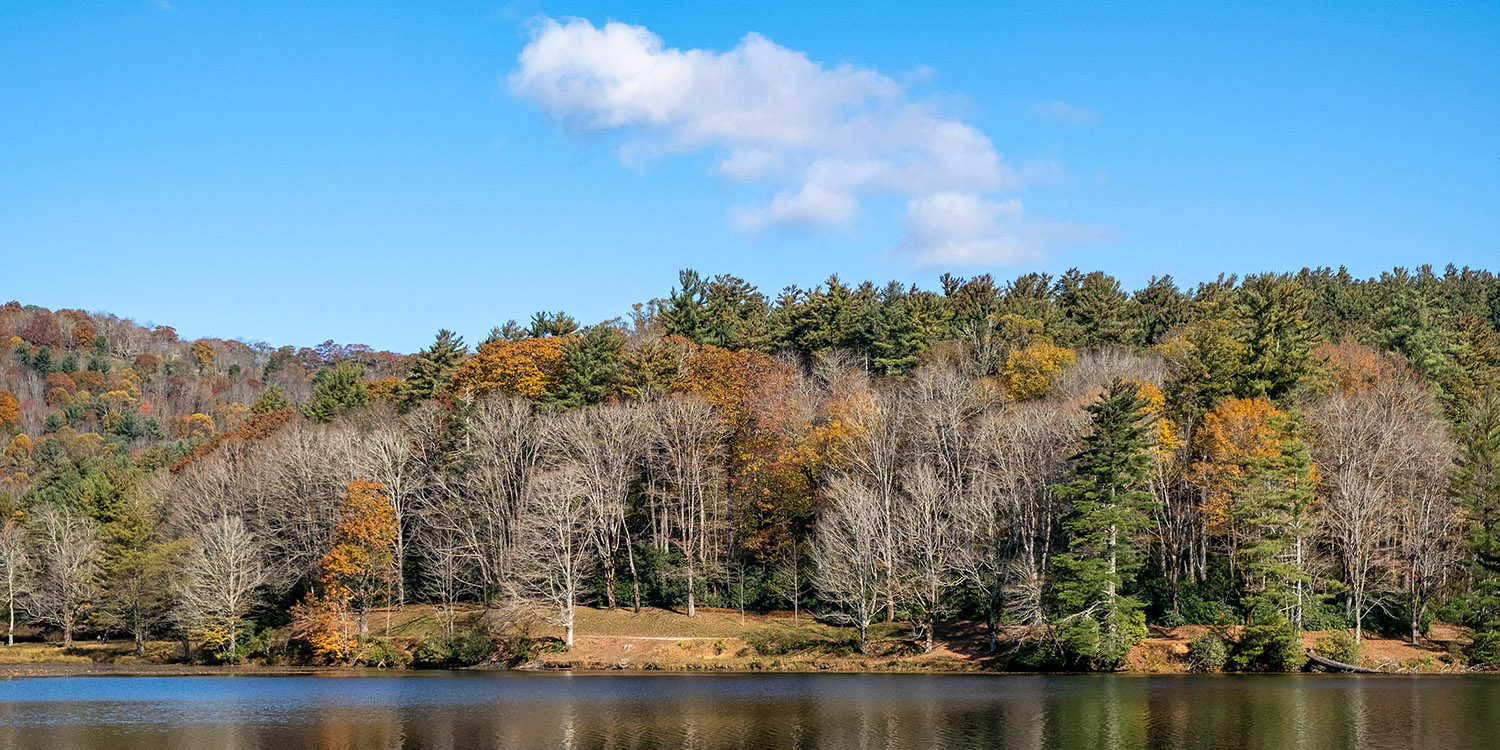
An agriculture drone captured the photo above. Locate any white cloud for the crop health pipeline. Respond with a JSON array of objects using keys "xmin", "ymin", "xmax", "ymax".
[
  {"xmin": 511, "ymin": 18, "xmax": 1094, "ymax": 266},
  {"xmin": 1029, "ymin": 100, "xmax": 1101, "ymax": 126}
]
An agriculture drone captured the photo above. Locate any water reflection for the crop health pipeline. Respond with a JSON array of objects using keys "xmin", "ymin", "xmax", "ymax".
[{"xmin": 0, "ymin": 673, "xmax": 1495, "ymax": 749}]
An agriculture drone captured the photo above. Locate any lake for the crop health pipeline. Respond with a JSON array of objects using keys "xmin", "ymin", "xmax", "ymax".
[{"xmin": 0, "ymin": 672, "xmax": 1495, "ymax": 749}]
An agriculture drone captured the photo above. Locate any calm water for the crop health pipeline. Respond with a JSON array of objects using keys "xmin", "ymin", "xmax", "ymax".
[{"xmin": 0, "ymin": 672, "xmax": 1496, "ymax": 749}]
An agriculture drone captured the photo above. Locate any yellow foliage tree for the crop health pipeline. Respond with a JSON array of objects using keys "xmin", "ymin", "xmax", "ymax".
[
  {"xmin": 190, "ymin": 340, "xmax": 216, "ymax": 373},
  {"xmin": 1003, "ymin": 342, "xmax": 1076, "ymax": 400},
  {"xmin": 364, "ymin": 376, "xmax": 402, "ymax": 403}
]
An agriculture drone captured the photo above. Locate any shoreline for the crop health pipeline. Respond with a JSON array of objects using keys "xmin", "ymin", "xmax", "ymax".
[{"xmin": 1, "ymin": 662, "xmax": 1491, "ymax": 679}]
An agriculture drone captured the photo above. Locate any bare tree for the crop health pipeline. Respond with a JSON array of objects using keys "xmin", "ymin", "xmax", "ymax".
[
  {"xmin": 989, "ymin": 400, "xmax": 1084, "ymax": 625},
  {"xmin": 0, "ymin": 521, "xmax": 29, "ymax": 646},
  {"xmin": 516, "ymin": 468, "xmax": 592, "ymax": 647},
  {"xmin": 549, "ymin": 402, "xmax": 647, "ymax": 611},
  {"xmin": 894, "ymin": 465, "xmax": 963, "ymax": 652},
  {"xmin": 1312, "ymin": 376, "xmax": 1447, "ymax": 641},
  {"xmin": 837, "ymin": 379, "xmax": 906, "ymax": 622},
  {"xmin": 414, "ymin": 523, "xmax": 472, "ymax": 636},
  {"xmin": 814, "ymin": 476, "xmax": 886, "ymax": 654},
  {"xmin": 177, "ymin": 515, "xmax": 273, "ymax": 659},
  {"xmin": 424, "ymin": 395, "xmax": 543, "ymax": 603},
  {"xmin": 651, "ymin": 394, "xmax": 724, "ymax": 618},
  {"xmin": 26, "ymin": 505, "xmax": 100, "ymax": 647}
]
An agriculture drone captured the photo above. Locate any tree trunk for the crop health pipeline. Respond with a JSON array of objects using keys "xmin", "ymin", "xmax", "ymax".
[
  {"xmin": 395, "ymin": 529, "xmax": 406, "ymax": 609},
  {"xmin": 360, "ymin": 604, "xmax": 370, "ymax": 638},
  {"xmin": 625, "ymin": 537, "xmax": 642, "ymax": 614},
  {"xmin": 686, "ymin": 558, "xmax": 696, "ymax": 618},
  {"xmin": 604, "ymin": 557, "xmax": 618, "ymax": 610},
  {"xmin": 564, "ymin": 602, "xmax": 575, "ymax": 648}
]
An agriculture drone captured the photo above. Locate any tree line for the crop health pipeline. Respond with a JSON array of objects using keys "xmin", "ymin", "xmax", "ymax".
[{"xmin": 1, "ymin": 264, "xmax": 1499, "ymax": 670}]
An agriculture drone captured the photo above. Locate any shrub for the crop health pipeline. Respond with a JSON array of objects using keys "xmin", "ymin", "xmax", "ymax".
[
  {"xmin": 1187, "ymin": 631, "xmax": 1228, "ymax": 673},
  {"xmin": 745, "ymin": 624, "xmax": 824, "ymax": 656},
  {"xmin": 1158, "ymin": 611, "xmax": 1188, "ymax": 629},
  {"xmin": 1466, "ymin": 629, "xmax": 1500, "ymax": 667},
  {"xmin": 358, "ymin": 637, "xmax": 412, "ymax": 669},
  {"xmin": 1315, "ymin": 631, "xmax": 1362, "ymax": 666},
  {"xmin": 413, "ymin": 627, "xmax": 495, "ymax": 668},
  {"xmin": 1230, "ymin": 618, "xmax": 1306, "ymax": 672}
]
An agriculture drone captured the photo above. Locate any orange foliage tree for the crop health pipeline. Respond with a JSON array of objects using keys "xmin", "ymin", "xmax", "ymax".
[
  {"xmin": 449, "ymin": 336, "xmax": 567, "ymax": 400},
  {"xmin": 1189, "ymin": 397, "xmax": 1285, "ymax": 530},
  {"xmin": 293, "ymin": 479, "xmax": 399, "ymax": 661},
  {"xmin": 0, "ymin": 391, "xmax": 17, "ymax": 431}
]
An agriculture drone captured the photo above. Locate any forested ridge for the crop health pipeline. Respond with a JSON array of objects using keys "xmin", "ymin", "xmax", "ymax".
[{"xmin": 3, "ymin": 264, "xmax": 1500, "ymax": 671}]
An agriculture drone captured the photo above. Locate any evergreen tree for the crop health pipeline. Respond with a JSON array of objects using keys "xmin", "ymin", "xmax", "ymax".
[
  {"xmin": 1229, "ymin": 412, "xmax": 1317, "ymax": 629},
  {"xmin": 1452, "ymin": 395, "xmax": 1500, "ymax": 661},
  {"xmin": 400, "ymin": 329, "xmax": 467, "ymax": 408},
  {"xmin": 1050, "ymin": 380, "xmax": 1158, "ymax": 669},
  {"xmin": 303, "ymin": 361, "xmax": 368, "ymax": 423},
  {"xmin": 1133, "ymin": 275, "xmax": 1188, "ymax": 347},
  {"xmin": 553, "ymin": 325, "xmax": 624, "ymax": 408},
  {"xmin": 1056, "ymin": 270, "xmax": 1137, "ymax": 349},
  {"xmin": 251, "ymin": 385, "xmax": 293, "ymax": 414},
  {"xmin": 527, "ymin": 311, "xmax": 579, "ymax": 338},
  {"xmin": 660, "ymin": 268, "xmax": 709, "ymax": 342},
  {"xmin": 1238, "ymin": 275, "xmax": 1320, "ymax": 400}
]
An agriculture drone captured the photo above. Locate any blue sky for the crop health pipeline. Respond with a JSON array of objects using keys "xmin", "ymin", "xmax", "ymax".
[{"xmin": 2, "ymin": 1, "xmax": 1496, "ymax": 352}]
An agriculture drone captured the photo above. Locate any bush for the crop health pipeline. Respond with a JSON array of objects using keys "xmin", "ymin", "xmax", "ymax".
[
  {"xmin": 1230, "ymin": 618, "xmax": 1306, "ymax": 672},
  {"xmin": 1466, "ymin": 628, "xmax": 1500, "ymax": 667},
  {"xmin": 1314, "ymin": 631, "xmax": 1361, "ymax": 666},
  {"xmin": 413, "ymin": 628, "xmax": 495, "ymax": 668},
  {"xmin": 1301, "ymin": 601, "xmax": 1351, "ymax": 631},
  {"xmin": 358, "ymin": 637, "xmax": 412, "ymax": 669},
  {"xmin": 1176, "ymin": 588, "xmax": 1238, "ymax": 626},
  {"xmin": 745, "ymin": 624, "xmax": 824, "ymax": 656},
  {"xmin": 1187, "ymin": 631, "xmax": 1228, "ymax": 673},
  {"xmin": 1158, "ymin": 611, "xmax": 1187, "ymax": 628}
]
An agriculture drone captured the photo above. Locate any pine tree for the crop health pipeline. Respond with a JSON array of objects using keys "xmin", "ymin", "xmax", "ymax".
[
  {"xmin": 1452, "ymin": 394, "xmax": 1500, "ymax": 662},
  {"xmin": 1050, "ymin": 380, "xmax": 1158, "ymax": 669},
  {"xmin": 400, "ymin": 329, "xmax": 467, "ymax": 408},
  {"xmin": 1239, "ymin": 275, "xmax": 1320, "ymax": 400},
  {"xmin": 251, "ymin": 385, "xmax": 293, "ymax": 414},
  {"xmin": 1229, "ymin": 411, "xmax": 1317, "ymax": 629},
  {"xmin": 554, "ymin": 325, "xmax": 624, "ymax": 408},
  {"xmin": 303, "ymin": 361, "xmax": 368, "ymax": 423},
  {"xmin": 660, "ymin": 269, "xmax": 709, "ymax": 342}
]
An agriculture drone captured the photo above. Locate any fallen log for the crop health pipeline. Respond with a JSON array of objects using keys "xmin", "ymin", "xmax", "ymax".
[{"xmin": 1305, "ymin": 650, "xmax": 1382, "ymax": 674}]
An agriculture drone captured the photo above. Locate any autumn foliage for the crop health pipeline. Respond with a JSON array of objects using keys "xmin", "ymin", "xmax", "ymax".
[
  {"xmin": 292, "ymin": 479, "xmax": 399, "ymax": 662},
  {"xmin": 449, "ymin": 336, "xmax": 567, "ymax": 399}
]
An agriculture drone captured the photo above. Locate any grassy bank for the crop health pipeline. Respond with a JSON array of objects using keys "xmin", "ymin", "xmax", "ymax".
[{"xmin": 0, "ymin": 605, "xmax": 1474, "ymax": 675}]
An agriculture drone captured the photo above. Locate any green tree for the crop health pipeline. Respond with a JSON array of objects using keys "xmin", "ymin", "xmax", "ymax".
[
  {"xmin": 1452, "ymin": 394, "xmax": 1500, "ymax": 661},
  {"xmin": 1230, "ymin": 412, "xmax": 1318, "ymax": 629},
  {"xmin": 1056, "ymin": 269, "xmax": 1137, "ymax": 348},
  {"xmin": 251, "ymin": 385, "xmax": 293, "ymax": 414},
  {"xmin": 400, "ymin": 329, "xmax": 467, "ymax": 408},
  {"xmin": 303, "ymin": 361, "xmax": 368, "ymax": 423},
  {"xmin": 1050, "ymin": 380, "xmax": 1158, "ymax": 669},
  {"xmin": 554, "ymin": 325, "xmax": 624, "ymax": 408},
  {"xmin": 1238, "ymin": 275, "xmax": 1320, "ymax": 400}
]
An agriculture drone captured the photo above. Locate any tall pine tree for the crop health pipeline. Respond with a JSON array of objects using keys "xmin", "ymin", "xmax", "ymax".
[
  {"xmin": 400, "ymin": 329, "xmax": 467, "ymax": 408},
  {"xmin": 1050, "ymin": 380, "xmax": 1158, "ymax": 669}
]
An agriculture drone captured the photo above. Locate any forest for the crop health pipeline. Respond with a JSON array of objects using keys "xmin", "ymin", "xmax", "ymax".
[{"xmin": 2, "ymin": 264, "xmax": 1500, "ymax": 672}]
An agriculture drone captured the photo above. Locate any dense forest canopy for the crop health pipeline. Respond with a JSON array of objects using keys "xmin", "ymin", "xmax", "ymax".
[{"xmin": 3, "ymin": 263, "xmax": 1500, "ymax": 669}]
